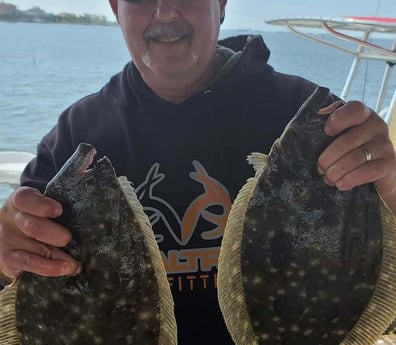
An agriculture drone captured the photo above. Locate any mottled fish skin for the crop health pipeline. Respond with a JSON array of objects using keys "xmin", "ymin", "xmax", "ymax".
[
  {"xmin": 270, "ymin": 87, "xmax": 336, "ymax": 182},
  {"xmin": 218, "ymin": 87, "xmax": 396, "ymax": 345},
  {"xmin": 242, "ymin": 87, "xmax": 382, "ymax": 345},
  {"xmin": 4, "ymin": 143, "xmax": 176, "ymax": 345}
]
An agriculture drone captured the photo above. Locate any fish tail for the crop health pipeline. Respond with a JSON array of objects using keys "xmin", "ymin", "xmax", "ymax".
[
  {"xmin": 0, "ymin": 279, "xmax": 20, "ymax": 345},
  {"xmin": 341, "ymin": 197, "xmax": 396, "ymax": 345},
  {"xmin": 247, "ymin": 152, "xmax": 269, "ymax": 175}
]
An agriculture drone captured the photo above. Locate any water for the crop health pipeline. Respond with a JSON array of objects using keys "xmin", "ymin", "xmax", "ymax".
[
  {"xmin": 0, "ymin": 22, "xmax": 130, "ymax": 153},
  {"xmin": 0, "ymin": 22, "xmax": 395, "ymax": 204}
]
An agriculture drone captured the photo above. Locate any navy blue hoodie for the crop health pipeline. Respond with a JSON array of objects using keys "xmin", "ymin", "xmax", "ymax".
[{"xmin": 21, "ymin": 35, "xmax": 329, "ymax": 344}]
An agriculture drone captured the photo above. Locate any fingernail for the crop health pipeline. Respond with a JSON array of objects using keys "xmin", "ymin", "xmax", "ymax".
[
  {"xmin": 324, "ymin": 176, "xmax": 335, "ymax": 186},
  {"xmin": 60, "ymin": 262, "xmax": 82, "ymax": 276},
  {"xmin": 336, "ymin": 180, "xmax": 350, "ymax": 191},
  {"xmin": 337, "ymin": 182, "xmax": 344, "ymax": 190},
  {"xmin": 72, "ymin": 263, "xmax": 83, "ymax": 276},
  {"xmin": 317, "ymin": 166, "xmax": 324, "ymax": 175},
  {"xmin": 53, "ymin": 204, "xmax": 63, "ymax": 217},
  {"xmin": 323, "ymin": 121, "xmax": 331, "ymax": 136}
]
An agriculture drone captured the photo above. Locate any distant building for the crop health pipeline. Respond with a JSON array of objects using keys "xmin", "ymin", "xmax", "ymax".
[
  {"xmin": 0, "ymin": 1, "xmax": 17, "ymax": 16},
  {"xmin": 79, "ymin": 14, "xmax": 108, "ymax": 25},
  {"xmin": 0, "ymin": 2, "xmax": 114, "ymax": 25},
  {"xmin": 20, "ymin": 6, "xmax": 55, "ymax": 23},
  {"xmin": 58, "ymin": 12, "xmax": 77, "ymax": 19},
  {"xmin": 24, "ymin": 6, "xmax": 46, "ymax": 17}
]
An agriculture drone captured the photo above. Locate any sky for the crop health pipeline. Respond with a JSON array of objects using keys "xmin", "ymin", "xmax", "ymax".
[{"xmin": 8, "ymin": 0, "xmax": 396, "ymax": 30}]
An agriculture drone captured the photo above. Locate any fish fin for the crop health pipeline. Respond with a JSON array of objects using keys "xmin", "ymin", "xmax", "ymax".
[
  {"xmin": 118, "ymin": 176, "xmax": 177, "ymax": 345},
  {"xmin": 0, "ymin": 279, "xmax": 20, "ymax": 345},
  {"xmin": 246, "ymin": 152, "xmax": 269, "ymax": 175},
  {"xmin": 218, "ymin": 175, "xmax": 260, "ymax": 345},
  {"xmin": 341, "ymin": 195, "xmax": 396, "ymax": 345}
]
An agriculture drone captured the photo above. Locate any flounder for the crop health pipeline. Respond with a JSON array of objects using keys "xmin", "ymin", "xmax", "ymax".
[
  {"xmin": 217, "ymin": 87, "xmax": 396, "ymax": 345},
  {"xmin": 0, "ymin": 143, "xmax": 177, "ymax": 345}
]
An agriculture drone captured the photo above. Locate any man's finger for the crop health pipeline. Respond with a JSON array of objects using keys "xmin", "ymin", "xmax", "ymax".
[
  {"xmin": 11, "ymin": 187, "xmax": 63, "ymax": 219},
  {"xmin": 13, "ymin": 211, "xmax": 72, "ymax": 247},
  {"xmin": 323, "ymin": 101, "xmax": 372, "ymax": 136},
  {"xmin": 7, "ymin": 249, "xmax": 81, "ymax": 278}
]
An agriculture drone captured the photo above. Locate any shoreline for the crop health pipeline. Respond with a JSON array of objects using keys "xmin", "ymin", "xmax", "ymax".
[
  {"xmin": 0, "ymin": 2, "xmax": 115, "ymax": 26},
  {"xmin": 0, "ymin": 18, "xmax": 116, "ymax": 26}
]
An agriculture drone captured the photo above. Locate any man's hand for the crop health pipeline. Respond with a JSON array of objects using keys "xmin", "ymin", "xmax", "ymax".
[
  {"xmin": 0, "ymin": 186, "xmax": 82, "ymax": 281},
  {"xmin": 318, "ymin": 101, "xmax": 396, "ymax": 213}
]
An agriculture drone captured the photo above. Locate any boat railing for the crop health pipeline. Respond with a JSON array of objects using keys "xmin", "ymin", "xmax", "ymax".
[{"xmin": 265, "ymin": 16, "xmax": 396, "ymax": 142}]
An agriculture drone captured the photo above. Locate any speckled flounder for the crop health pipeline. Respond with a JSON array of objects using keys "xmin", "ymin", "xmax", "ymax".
[
  {"xmin": 0, "ymin": 143, "xmax": 177, "ymax": 345},
  {"xmin": 217, "ymin": 87, "xmax": 396, "ymax": 345}
]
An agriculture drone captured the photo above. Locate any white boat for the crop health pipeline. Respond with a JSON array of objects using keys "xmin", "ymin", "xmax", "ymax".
[
  {"xmin": 265, "ymin": 16, "xmax": 396, "ymax": 142},
  {"xmin": 0, "ymin": 151, "xmax": 35, "ymax": 188}
]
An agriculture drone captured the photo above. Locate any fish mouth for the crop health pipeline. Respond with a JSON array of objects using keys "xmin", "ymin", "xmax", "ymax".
[
  {"xmin": 74, "ymin": 144, "xmax": 115, "ymax": 180},
  {"xmin": 76, "ymin": 143, "xmax": 97, "ymax": 175},
  {"xmin": 54, "ymin": 143, "xmax": 97, "ymax": 178},
  {"xmin": 45, "ymin": 143, "xmax": 98, "ymax": 195}
]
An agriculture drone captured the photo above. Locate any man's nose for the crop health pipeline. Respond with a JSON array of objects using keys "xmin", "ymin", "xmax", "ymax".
[{"xmin": 154, "ymin": 0, "xmax": 180, "ymax": 23}]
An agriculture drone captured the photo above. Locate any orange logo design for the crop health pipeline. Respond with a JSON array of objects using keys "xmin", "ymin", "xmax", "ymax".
[
  {"xmin": 136, "ymin": 161, "xmax": 232, "ymax": 246},
  {"xmin": 181, "ymin": 160, "xmax": 232, "ymax": 244}
]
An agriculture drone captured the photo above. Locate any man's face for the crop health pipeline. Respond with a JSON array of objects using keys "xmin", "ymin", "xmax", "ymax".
[{"xmin": 111, "ymin": 0, "xmax": 227, "ymax": 86}]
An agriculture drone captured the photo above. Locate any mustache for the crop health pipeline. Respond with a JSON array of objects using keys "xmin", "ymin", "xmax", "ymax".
[{"xmin": 143, "ymin": 22, "xmax": 193, "ymax": 41}]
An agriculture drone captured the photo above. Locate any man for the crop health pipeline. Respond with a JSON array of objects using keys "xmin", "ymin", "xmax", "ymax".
[{"xmin": 0, "ymin": 0, "xmax": 395, "ymax": 344}]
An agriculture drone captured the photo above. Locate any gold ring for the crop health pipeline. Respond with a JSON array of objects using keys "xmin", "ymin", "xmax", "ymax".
[{"xmin": 360, "ymin": 144, "xmax": 372, "ymax": 163}]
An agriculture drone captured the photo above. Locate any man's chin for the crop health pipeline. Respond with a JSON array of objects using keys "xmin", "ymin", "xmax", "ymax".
[{"xmin": 142, "ymin": 56, "xmax": 198, "ymax": 78}]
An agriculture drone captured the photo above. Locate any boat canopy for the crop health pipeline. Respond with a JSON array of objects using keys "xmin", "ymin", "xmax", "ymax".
[{"xmin": 266, "ymin": 16, "xmax": 396, "ymax": 139}]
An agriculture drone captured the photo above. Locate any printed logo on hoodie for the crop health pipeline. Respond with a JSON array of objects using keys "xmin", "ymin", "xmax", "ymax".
[{"xmin": 135, "ymin": 161, "xmax": 232, "ymax": 292}]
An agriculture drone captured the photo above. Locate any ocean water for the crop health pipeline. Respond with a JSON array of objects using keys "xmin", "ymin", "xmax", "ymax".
[{"xmin": 0, "ymin": 22, "xmax": 395, "ymax": 204}]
